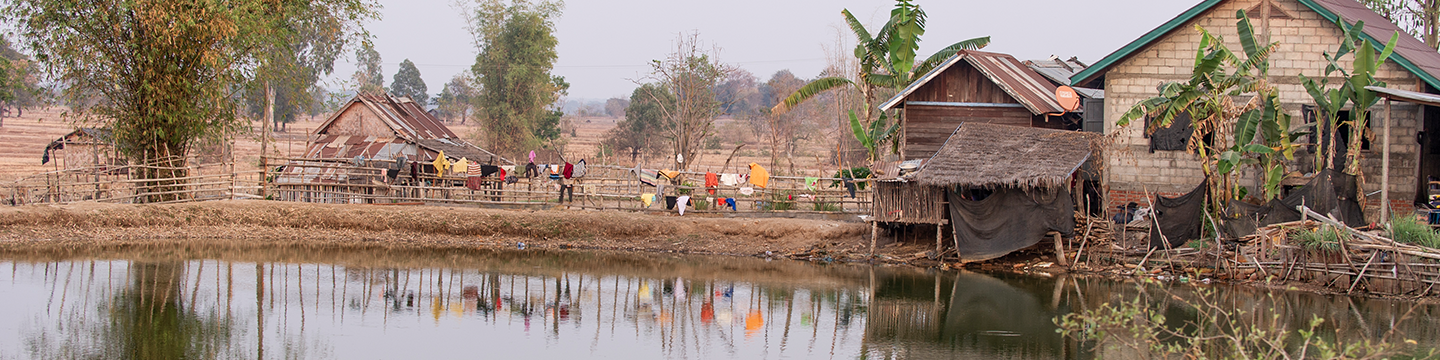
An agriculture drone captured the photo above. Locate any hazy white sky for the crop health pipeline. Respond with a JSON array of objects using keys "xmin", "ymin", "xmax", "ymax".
[{"xmin": 327, "ymin": 0, "xmax": 1201, "ymax": 101}]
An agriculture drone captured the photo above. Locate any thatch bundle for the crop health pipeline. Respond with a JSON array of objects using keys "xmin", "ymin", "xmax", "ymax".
[{"xmin": 913, "ymin": 122, "xmax": 1095, "ymax": 189}]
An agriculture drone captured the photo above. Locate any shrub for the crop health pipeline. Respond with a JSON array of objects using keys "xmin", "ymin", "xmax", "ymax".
[{"xmin": 1390, "ymin": 215, "xmax": 1440, "ymax": 249}]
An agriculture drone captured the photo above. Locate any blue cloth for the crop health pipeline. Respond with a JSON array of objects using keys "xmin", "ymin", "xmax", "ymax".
[{"xmin": 725, "ymin": 198, "xmax": 736, "ymax": 211}]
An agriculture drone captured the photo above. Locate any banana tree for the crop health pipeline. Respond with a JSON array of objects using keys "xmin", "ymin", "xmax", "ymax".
[
  {"xmin": 849, "ymin": 110, "xmax": 900, "ymax": 163},
  {"xmin": 1119, "ymin": 10, "xmax": 1300, "ymax": 204},
  {"xmin": 770, "ymin": 0, "xmax": 988, "ymax": 164},
  {"xmin": 1301, "ymin": 17, "xmax": 1398, "ymax": 174}
]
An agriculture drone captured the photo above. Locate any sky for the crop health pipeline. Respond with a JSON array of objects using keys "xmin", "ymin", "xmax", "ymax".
[{"xmin": 327, "ymin": 0, "xmax": 1201, "ymax": 102}]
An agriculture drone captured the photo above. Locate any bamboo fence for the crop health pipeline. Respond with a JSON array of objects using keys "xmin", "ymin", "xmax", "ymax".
[
  {"xmin": 263, "ymin": 157, "xmax": 874, "ymax": 215},
  {"xmin": 1, "ymin": 156, "xmax": 261, "ymax": 205}
]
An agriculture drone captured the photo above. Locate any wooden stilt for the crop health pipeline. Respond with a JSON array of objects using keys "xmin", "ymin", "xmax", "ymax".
[
  {"xmin": 935, "ymin": 222, "xmax": 943, "ymax": 254},
  {"xmin": 869, "ymin": 221, "xmax": 878, "ymax": 255},
  {"xmin": 1051, "ymin": 231, "xmax": 1068, "ymax": 266}
]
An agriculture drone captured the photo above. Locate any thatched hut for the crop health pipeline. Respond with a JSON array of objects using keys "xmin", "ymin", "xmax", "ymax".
[
  {"xmin": 876, "ymin": 122, "xmax": 1095, "ymax": 262},
  {"xmin": 42, "ymin": 128, "xmax": 120, "ymax": 172}
]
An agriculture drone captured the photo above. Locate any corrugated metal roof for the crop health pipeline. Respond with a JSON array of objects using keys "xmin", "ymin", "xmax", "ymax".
[
  {"xmin": 1024, "ymin": 57, "xmax": 1090, "ymax": 86},
  {"xmin": 315, "ymin": 94, "xmax": 459, "ymax": 141},
  {"xmin": 307, "ymin": 94, "xmax": 513, "ymax": 165},
  {"xmin": 1072, "ymin": 0, "xmax": 1440, "ymax": 90},
  {"xmin": 879, "ymin": 50, "xmax": 1066, "ymax": 115}
]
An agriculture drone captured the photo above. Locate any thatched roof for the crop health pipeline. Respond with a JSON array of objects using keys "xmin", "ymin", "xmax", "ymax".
[{"xmin": 913, "ymin": 122, "xmax": 1095, "ymax": 189}]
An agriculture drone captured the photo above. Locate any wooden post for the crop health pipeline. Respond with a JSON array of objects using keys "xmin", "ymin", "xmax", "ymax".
[
  {"xmin": 934, "ymin": 221, "xmax": 944, "ymax": 254},
  {"xmin": 1051, "ymin": 231, "xmax": 1068, "ymax": 266},
  {"xmin": 1381, "ymin": 98, "xmax": 1392, "ymax": 223},
  {"xmin": 869, "ymin": 221, "xmax": 878, "ymax": 255}
]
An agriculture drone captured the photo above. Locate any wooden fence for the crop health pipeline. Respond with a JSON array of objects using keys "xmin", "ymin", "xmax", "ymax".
[
  {"xmin": 264, "ymin": 157, "xmax": 873, "ymax": 215},
  {"xmin": 2, "ymin": 158, "xmax": 261, "ymax": 205}
]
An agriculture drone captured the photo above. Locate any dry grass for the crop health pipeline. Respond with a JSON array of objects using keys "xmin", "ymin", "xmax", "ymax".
[{"xmin": 0, "ymin": 200, "xmax": 871, "ymax": 257}]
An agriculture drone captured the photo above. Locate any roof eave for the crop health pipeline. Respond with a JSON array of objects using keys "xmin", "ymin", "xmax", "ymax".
[
  {"xmin": 1070, "ymin": 0, "xmax": 1226, "ymax": 86},
  {"xmin": 1295, "ymin": 0, "xmax": 1440, "ymax": 90}
]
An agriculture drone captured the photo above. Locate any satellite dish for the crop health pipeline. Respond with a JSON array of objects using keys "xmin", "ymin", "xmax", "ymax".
[{"xmin": 1056, "ymin": 86, "xmax": 1080, "ymax": 112}]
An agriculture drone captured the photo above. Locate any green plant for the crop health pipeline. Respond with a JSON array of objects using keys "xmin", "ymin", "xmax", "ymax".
[
  {"xmin": 812, "ymin": 201, "xmax": 840, "ymax": 212},
  {"xmin": 1390, "ymin": 215, "xmax": 1440, "ymax": 249},
  {"xmin": 1056, "ymin": 286, "xmax": 1415, "ymax": 359},
  {"xmin": 762, "ymin": 191, "xmax": 794, "ymax": 211},
  {"xmin": 676, "ymin": 181, "xmax": 697, "ymax": 196},
  {"xmin": 830, "ymin": 167, "xmax": 872, "ymax": 190},
  {"xmin": 692, "ymin": 198, "xmax": 710, "ymax": 210},
  {"xmin": 1293, "ymin": 225, "xmax": 1345, "ymax": 254}
]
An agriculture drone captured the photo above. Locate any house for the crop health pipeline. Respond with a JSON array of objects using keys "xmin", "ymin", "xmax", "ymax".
[
  {"xmin": 283, "ymin": 94, "xmax": 508, "ymax": 186},
  {"xmin": 879, "ymin": 50, "xmax": 1082, "ymax": 162},
  {"xmin": 871, "ymin": 122, "xmax": 1094, "ymax": 262},
  {"xmin": 1071, "ymin": 0, "xmax": 1440, "ymax": 220}
]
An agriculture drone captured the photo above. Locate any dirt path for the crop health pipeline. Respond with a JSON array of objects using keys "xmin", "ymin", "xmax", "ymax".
[{"xmin": 0, "ymin": 200, "xmax": 877, "ymax": 258}]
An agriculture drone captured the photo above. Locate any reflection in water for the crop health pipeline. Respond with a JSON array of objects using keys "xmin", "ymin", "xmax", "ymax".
[{"xmin": 0, "ymin": 249, "xmax": 1437, "ymax": 359}]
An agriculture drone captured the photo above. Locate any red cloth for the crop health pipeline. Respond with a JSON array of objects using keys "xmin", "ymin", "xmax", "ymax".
[
  {"xmin": 500, "ymin": 168, "xmax": 507, "ymax": 179},
  {"xmin": 465, "ymin": 177, "xmax": 483, "ymax": 190},
  {"xmin": 704, "ymin": 172, "xmax": 718, "ymax": 195},
  {"xmin": 563, "ymin": 162, "xmax": 574, "ymax": 179}
]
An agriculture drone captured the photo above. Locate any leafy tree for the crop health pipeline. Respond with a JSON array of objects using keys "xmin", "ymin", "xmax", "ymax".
[
  {"xmin": 246, "ymin": 0, "xmax": 374, "ymax": 134},
  {"xmin": 466, "ymin": 0, "xmax": 568, "ymax": 157},
  {"xmin": 1118, "ymin": 10, "xmax": 1302, "ymax": 204},
  {"xmin": 0, "ymin": 38, "xmax": 43, "ymax": 124},
  {"xmin": 1362, "ymin": 0, "xmax": 1439, "ymax": 48},
  {"xmin": 6, "ymin": 0, "xmax": 375, "ymax": 199},
  {"xmin": 435, "ymin": 74, "xmax": 474, "ymax": 123},
  {"xmin": 603, "ymin": 97, "xmax": 629, "ymax": 118},
  {"xmin": 772, "ymin": 0, "xmax": 989, "ymax": 163},
  {"xmin": 352, "ymin": 38, "xmax": 384, "ymax": 94},
  {"xmin": 390, "ymin": 59, "xmax": 428, "ymax": 104},
  {"xmin": 603, "ymin": 83, "xmax": 672, "ymax": 163},
  {"xmin": 759, "ymin": 70, "xmax": 809, "ymax": 172},
  {"xmin": 1301, "ymin": 17, "xmax": 1400, "ymax": 174}
]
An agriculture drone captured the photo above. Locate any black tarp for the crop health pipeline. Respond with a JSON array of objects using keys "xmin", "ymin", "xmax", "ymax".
[
  {"xmin": 1153, "ymin": 170, "xmax": 1368, "ymax": 249},
  {"xmin": 1149, "ymin": 182, "xmax": 1208, "ymax": 249},
  {"xmin": 948, "ymin": 186, "xmax": 1074, "ymax": 262}
]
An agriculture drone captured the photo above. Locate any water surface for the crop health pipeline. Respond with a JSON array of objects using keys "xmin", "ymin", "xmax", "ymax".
[{"xmin": 1, "ymin": 247, "xmax": 1436, "ymax": 359}]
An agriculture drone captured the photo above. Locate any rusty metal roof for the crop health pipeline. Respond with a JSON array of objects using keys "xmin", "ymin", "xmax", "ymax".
[
  {"xmin": 315, "ymin": 94, "xmax": 459, "ymax": 141},
  {"xmin": 879, "ymin": 50, "xmax": 1065, "ymax": 115}
]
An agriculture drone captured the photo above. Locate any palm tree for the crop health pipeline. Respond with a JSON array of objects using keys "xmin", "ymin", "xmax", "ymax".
[{"xmin": 772, "ymin": 0, "xmax": 989, "ymax": 162}]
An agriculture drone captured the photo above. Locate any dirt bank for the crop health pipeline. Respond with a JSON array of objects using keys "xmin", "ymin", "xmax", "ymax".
[{"xmin": 0, "ymin": 200, "xmax": 879, "ymax": 258}]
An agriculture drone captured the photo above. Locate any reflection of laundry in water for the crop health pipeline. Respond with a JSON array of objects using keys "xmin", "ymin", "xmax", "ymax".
[
  {"xmin": 701, "ymin": 302, "xmax": 715, "ymax": 324},
  {"xmin": 745, "ymin": 309, "xmax": 765, "ymax": 337}
]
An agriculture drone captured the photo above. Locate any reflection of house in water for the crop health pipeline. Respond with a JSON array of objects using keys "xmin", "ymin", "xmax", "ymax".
[{"xmin": 864, "ymin": 271, "xmax": 1076, "ymax": 358}]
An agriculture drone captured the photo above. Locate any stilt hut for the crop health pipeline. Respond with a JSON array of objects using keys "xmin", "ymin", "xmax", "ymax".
[
  {"xmin": 876, "ymin": 122, "xmax": 1095, "ymax": 262},
  {"xmin": 42, "ymin": 128, "xmax": 119, "ymax": 171}
]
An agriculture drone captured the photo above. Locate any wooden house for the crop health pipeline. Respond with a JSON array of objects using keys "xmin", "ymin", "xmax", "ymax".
[
  {"xmin": 281, "ymin": 94, "xmax": 508, "ymax": 186},
  {"xmin": 878, "ymin": 50, "xmax": 1077, "ymax": 162},
  {"xmin": 1071, "ymin": 0, "xmax": 1440, "ymax": 221}
]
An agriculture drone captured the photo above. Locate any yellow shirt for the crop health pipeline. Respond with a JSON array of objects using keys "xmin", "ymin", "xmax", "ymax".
[{"xmin": 748, "ymin": 163, "xmax": 769, "ymax": 188}]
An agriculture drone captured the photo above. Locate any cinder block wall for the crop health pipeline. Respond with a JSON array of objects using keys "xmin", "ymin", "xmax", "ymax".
[{"xmin": 1102, "ymin": 0, "xmax": 1422, "ymax": 221}]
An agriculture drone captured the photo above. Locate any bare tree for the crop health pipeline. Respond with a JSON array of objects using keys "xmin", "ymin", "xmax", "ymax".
[{"xmin": 642, "ymin": 32, "xmax": 735, "ymax": 171}]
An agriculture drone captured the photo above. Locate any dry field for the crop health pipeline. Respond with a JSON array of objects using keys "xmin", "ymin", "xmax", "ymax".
[{"xmin": 0, "ymin": 107, "xmax": 853, "ymax": 183}]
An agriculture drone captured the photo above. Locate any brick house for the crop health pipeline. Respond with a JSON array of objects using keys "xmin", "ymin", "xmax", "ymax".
[{"xmin": 1071, "ymin": 0, "xmax": 1440, "ymax": 220}]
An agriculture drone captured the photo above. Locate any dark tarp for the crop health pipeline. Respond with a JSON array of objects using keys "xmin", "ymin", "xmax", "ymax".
[
  {"xmin": 1149, "ymin": 181, "xmax": 1208, "ymax": 249},
  {"xmin": 1149, "ymin": 113, "xmax": 1192, "ymax": 152},
  {"xmin": 1220, "ymin": 169, "xmax": 1367, "ymax": 239},
  {"xmin": 1153, "ymin": 170, "xmax": 1367, "ymax": 249},
  {"xmin": 948, "ymin": 186, "xmax": 1074, "ymax": 262}
]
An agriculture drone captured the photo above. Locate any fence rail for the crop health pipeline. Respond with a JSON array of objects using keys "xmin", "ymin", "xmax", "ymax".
[{"xmin": 2, "ymin": 156, "xmax": 874, "ymax": 217}]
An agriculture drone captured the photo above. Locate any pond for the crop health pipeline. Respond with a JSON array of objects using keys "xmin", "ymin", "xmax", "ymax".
[{"xmin": 0, "ymin": 247, "xmax": 1436, "ymax": 359}]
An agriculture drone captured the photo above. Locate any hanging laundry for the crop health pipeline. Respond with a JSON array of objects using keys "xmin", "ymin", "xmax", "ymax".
[
  {"xmin": 716, "ymin": 198, "xmax": 725, "ymax": 207},
  {"xmin": 804, "ymin": 177, "xmax": 819, "ymax": 191},
  {"xmin": 505, "ymin": 175, "xmax": 518, "ymax": 184},
  {"xmin": 725, "ymin": 198, "xmax": 737, "ymax": 211},
  {"xmin": 409, "ymin": 162, "xmax": 419, "ymax": 181},
  {"xmin": 501, "ymin": 165, "xmax": 515, "ymax": 174},
  {"xmin": 677, "ymin": 195, "xmax": 690, "ymax": 215},
  {"xmin": 548, "ymin": 164, "xmax": 561, "ymax": 180},
  {"xmin": 525, "ymin": 162, "xmax": 539, "ymax": 178},
  {"xmin": 480, "ymin": 164, "xmax": 500, "ymax": 177},
  {"xmin": 660, "ymin": 170, "xmax": 680, "ymax": 179},
  {"xmin": 641, "ymin": 193, "xmax": 656, "ymax": 207},
  {"xmin": 572, "ymin": 159, "xmax": 587, "ymax": 178},
  {"xmin": 638, "ymin": 169, "xmax": 659, "ymax": 187},
  {"xmin": 352, "ymin": 155, "xmax": 365, "ymax": 167},
  {"xmin": 720, "ymin": 173, "xmax": 741, "ymax": 186},
  {"xmin": 499, "ymin": 168, "xmax": 507, "ymax": 179},
  {"xmin": 563, "ymin": 162, "xmax": 574, "ymax": 179},
  {"xmin": 432, "ymin": 151, "xmax": 451, "ymax": 175},
  {"xmin": 842, "ymin": 177, "xmax": 856, "ymax": 198},
  {"xmin": 454, "ymin": 158, "xmax": 469, "ymax": 175},
  {"xmin": 704, "ymin": 172, "xmax": 718, "ymax": 195},
  {"xmin": 529, "ymin": 150, "xmax": 536, "ymax": 163},
  {"xmin": 739, "ymin": 187, "xmax": 754, "ymax": 195},
  {"xmin": 747, "ymin": 163, "xmax": 769, "ymax": 188}
]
